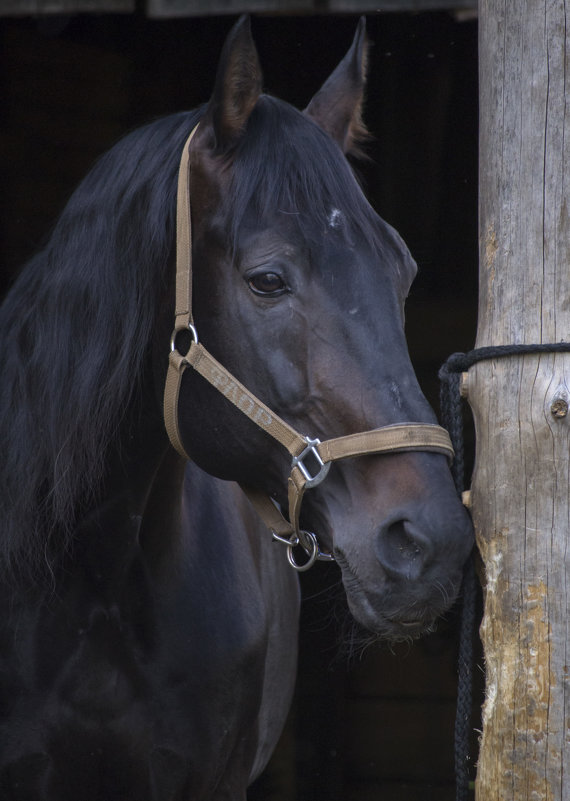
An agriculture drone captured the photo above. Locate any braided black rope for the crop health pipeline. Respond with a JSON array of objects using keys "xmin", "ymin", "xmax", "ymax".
[
  {"xmin": 439, "ymin": 341, "xmax": 570, "ymax": 801},
  {"xmin": 439, "ymin": 354, "xmax": 476, "ymax": 801}
]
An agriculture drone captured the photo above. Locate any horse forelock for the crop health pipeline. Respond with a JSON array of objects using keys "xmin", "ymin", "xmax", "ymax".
[
  {"xmin": 0, "ymin": 110, "xmax": 201, "ymax": 584},
  {"xmin": 223, "ymin": 96, "xmax": 383, "ymax": 250}
]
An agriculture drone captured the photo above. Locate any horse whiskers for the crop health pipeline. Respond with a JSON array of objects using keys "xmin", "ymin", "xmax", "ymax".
[
  {"xmin": 433, "ymin": 577, "xmax": 455, "ymax": 608},
  {"xmin": 301, "ymin": 573, "xmax": 344, "ymax": 604}
]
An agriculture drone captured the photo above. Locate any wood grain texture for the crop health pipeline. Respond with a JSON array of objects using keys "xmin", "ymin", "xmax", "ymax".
[{"xmin": 473, "ymin": 1, "xmax": 570, "ymax": 798}]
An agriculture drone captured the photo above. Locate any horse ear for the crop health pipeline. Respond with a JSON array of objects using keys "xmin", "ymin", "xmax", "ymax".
[
  {"xmin": 304, "ymin": 17, "xmax": 369, "ymax": 154},
  {"xmin": 201, "ymin": 15, "xmax": 263, "ymax": 152}
]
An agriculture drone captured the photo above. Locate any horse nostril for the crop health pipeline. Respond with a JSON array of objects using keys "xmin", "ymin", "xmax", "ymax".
[{"xmin": 375, "ymin": 519, "xmax": 430, "ymax": 581}]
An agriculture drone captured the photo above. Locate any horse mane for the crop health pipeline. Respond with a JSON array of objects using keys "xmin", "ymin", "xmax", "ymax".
[{"xmin": 0, "ymin": 109, "xmax": 200, "ymax": 583}]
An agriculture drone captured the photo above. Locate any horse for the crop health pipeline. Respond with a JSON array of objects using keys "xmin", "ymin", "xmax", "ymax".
[{"xmin": 0, "ymin": 16, "xmax": 473, "ymax": 801}]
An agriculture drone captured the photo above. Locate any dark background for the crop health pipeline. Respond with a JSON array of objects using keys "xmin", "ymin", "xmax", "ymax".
[{"xmin": 0, "ymin": 11, "xmax": 481, "ymax": 800}]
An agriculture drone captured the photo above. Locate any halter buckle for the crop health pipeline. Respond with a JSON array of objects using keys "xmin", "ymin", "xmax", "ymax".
[{"xmin": 292, "ymin": 438, "xmax": 331, "ymax": 488}]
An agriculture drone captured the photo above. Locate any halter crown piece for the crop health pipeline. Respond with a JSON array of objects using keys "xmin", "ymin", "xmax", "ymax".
[{"xmin": 163, "ymin": 124, "xmax": 455, "ymax": 571}]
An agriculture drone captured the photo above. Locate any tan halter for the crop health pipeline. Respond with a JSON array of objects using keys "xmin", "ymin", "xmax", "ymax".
[{"xmin": 163, "ymin": 125, "xmax": 454, "ymax": 570}]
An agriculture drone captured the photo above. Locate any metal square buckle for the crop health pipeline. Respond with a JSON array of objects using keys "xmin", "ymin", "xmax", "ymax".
[{"xmin": 291, "ymin": 438, "xmax": 331, "ymax": 489}]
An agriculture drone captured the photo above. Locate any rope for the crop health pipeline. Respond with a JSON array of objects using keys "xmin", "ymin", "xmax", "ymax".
[
  {"xmin": 452, "ymin": 559, "xmax": 477, "ymax": 801},
  {"xmin": 439, "ymin": 341, "xmax": 570, "ymax": 801},
  {"xmin": 439, "ymin": 354, "xmax": 476, "ymax": 801}
]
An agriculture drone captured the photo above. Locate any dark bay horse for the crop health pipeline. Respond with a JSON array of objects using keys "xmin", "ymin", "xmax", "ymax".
[{"xmin": 0, "ymin": 17, "xmax": 473, "ymax": 801}]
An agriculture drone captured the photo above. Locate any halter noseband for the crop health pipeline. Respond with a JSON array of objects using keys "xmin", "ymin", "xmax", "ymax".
[{"xmin": 163, "ymin": 125, "xmax": 454, "ymax": 571}]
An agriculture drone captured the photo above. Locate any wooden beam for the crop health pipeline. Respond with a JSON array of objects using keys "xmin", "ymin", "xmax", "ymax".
[
  {"xmin": 0, "ymin": 0, "xmax": 133, "ymax": 13},
  {"xmin": 470, "ymin": 0, "xmax": 570, "ymax": 798},
  {"xmin": 146, "ymin": 0, "xmax": 476, "ymax": 17},
  {"xmin": 0, "ymin": 0, "xmax": 475, "ymax": 15}
]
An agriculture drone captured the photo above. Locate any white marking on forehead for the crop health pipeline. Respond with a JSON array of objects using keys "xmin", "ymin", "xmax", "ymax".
[{"xmin": 328, "ymin": 208, "xmax": 343, "ymax": 229}]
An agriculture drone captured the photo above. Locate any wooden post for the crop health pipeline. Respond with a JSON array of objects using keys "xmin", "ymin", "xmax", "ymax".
[{"xmin": 470, "ymin": 1, "xmax": 570, "ymax": 798}]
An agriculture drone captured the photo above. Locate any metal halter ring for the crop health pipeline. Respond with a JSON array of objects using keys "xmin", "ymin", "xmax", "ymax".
[
  {"xmin": 272, "ymin": 530, "xmax": 334, "ymax": 572},
  {"xmin": 170, "ymin": 323, "xmax": 199, "ymax": 353}
]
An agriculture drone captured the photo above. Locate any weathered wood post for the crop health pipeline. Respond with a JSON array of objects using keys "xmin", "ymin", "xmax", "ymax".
[{"xmin": 469, "ymin": 1, "xmax": 570, "ymax": 798}]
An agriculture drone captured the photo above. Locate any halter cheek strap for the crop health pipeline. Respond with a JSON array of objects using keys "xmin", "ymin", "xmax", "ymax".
[{"xmin": 163, "ymin": 125, "xmax": 455, "ymax": 571}]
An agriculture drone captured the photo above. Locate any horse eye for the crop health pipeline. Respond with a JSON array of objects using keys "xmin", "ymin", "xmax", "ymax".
[{"xmin": 248, "ymin": 272, "xmax": 286, "ymax": 296}]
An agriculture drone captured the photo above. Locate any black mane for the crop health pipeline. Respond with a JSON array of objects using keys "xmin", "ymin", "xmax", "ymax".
[{"xmin": 0, "ymin": 110, "xmax": 199, "ymax": 582}]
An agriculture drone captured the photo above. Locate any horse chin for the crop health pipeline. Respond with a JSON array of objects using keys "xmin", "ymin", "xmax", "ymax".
[
  {"xmin": 335, "ymin": 552, "xmax": 456, "ymax": 643},
  {"xmin": 344, "ymin": 591, "xmax": 437, "ymax": 643},
  {"xmin": 339, "ymin": 613, "xmax": 436, "ymax": 660}
]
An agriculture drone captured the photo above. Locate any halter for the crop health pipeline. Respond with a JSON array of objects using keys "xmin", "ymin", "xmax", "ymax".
[{"xmin": 163, "ymin": 125, "xmax": 454, "ymax": 571}]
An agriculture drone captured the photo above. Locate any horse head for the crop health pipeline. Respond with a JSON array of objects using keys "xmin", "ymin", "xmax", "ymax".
[{"xmin": 171, "ymin": 17, "xmax": 473, "ymax": 640}]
